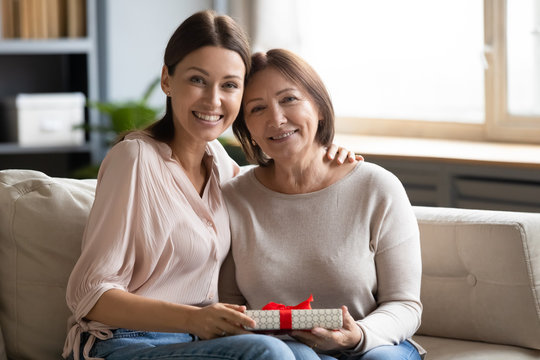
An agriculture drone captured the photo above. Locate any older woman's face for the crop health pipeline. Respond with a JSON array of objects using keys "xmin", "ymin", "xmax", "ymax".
[{"xmin": 243, "ymin": 68, "xmax": 321, "ymax": 163}]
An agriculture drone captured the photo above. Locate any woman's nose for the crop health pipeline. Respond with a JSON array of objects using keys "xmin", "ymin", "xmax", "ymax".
[
  {"xmin": 267, "ymin": 103, "xmax": 286, "ymax": 127},
  {"xmin": 203, "ymin": 86, "xmax": 221, "ymax": 108}
]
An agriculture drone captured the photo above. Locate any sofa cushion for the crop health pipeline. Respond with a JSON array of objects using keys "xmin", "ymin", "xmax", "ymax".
[
  {"xmin": 413, "ymin": 335, "xmax": 540, "ymax": 360},
  {"xmin": 0, "ymin": 170, "xmax": 96, "ymax": 360},
  {"xmin": 414, "ymin": 206, "xmax": 540, "ymax": 351}
]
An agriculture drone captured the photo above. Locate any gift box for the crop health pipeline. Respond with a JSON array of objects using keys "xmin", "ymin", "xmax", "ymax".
[
  {"xmin": 244, "ymin": 295, "xmax": 343, "ymax": 331},
  {"xmin": 245, "ymin": 308, "xmax": 343, "ymax": 331}
]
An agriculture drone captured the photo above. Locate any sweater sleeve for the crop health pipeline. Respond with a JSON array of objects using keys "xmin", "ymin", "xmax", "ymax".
[
  {"xmin": 65, "ymin": 139, "xmax": 158, "ymax": 322},
  {"xmin": 347, "ymin": 170, "xmax": 422, "ymax": 355}
]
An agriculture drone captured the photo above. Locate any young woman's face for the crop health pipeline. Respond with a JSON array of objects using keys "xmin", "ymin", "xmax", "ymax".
[
  {"xmin": 243, "ymin": 67, "xmax": 321, "ymax": 164},
  {"xmin": 161, "ymin": 46, "xmax": 245, "ymax": 146}
]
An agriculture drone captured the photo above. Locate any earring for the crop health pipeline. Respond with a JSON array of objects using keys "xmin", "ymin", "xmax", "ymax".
[{"xmin": 167, "ymin": 91, "xmax": 171, "ymax": 96}]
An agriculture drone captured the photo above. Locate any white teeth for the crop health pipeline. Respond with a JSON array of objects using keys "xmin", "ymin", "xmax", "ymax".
[
  {"xmin": 194, "ymin": 111, "xmax": 221, "ymax": 122},
  {"xmin": 272, "ymin": 130, "xmax": 296, "ymax": 140}
]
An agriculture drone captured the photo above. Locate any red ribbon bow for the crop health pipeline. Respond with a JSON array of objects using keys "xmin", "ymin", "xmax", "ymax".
[{"xmin": 261, "ymin": 294, "xmax": 314, "ymax": 329}]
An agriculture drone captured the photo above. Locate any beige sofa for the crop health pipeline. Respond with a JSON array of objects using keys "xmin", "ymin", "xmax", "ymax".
[{"xmin": 0, "ymin": 169, "xmax": 539, "ymax": 360}]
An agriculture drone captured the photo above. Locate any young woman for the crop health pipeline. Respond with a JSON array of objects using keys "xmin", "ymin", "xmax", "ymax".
[
  {"xmin": 219, "ymin": 49, "xmax": 425, "ymax": 360},
  {"xmin": 63, "ymin": 11, "xmax": 357, "ymax": 360}
]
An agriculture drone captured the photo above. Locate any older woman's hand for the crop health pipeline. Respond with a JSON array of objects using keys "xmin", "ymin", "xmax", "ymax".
[
  {"xmin": 291, "ymin": 306, "xmax": 363, "ymax": 351},
  {"xmin": 326, "ymin": 144, "xmax": 364, "ymax": 164}
]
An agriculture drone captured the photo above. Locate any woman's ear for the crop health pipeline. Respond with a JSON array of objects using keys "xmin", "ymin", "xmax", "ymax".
[{"xmin": 161, "ymin": 65, "xmax": 170, "ymax": 96}]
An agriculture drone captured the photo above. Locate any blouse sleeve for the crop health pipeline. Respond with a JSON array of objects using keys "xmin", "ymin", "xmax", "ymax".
[
  {"xmin": 207, "ymin": 139, "xmax": 240, "ymax": 183},
  {"xmin": 65, "ymin": 139, "xmax": 156, "ymax": 322},
  {"xmin": 348, "ymin": 169, "xmax": 423, "ymax": 355}
]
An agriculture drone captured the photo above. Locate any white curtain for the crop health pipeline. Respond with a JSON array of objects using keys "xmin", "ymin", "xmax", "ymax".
[{"xmin": 229, "ymin": 0, "xmax": 303, "ymax": 53}]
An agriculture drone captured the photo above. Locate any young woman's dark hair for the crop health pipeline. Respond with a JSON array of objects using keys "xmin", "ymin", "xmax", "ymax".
[
  {"xmin": 119, "ymin": 10, "xmax": 251, "ymax": 144},
  {"xmin": 233, "ymin": 49, "xmax": 335, "ymax": 166}
]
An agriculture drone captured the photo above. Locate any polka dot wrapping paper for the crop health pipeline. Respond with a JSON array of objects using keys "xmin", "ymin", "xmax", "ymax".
[{"xmin": 245, "ymin": 309, "xmax": 343, "ymax": 331}]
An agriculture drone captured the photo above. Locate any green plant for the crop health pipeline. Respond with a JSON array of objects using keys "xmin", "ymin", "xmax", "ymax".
[
  {"xmin": 73, "ymin": 77, "xmax": 163, "ymax": 178},
  {"xmin": 218, "ymin": 136, "xmax": 249, "ymax": 166},
  {"xmin": 87, "ymin": 77, "xmax": 163, "ymax": 143}
]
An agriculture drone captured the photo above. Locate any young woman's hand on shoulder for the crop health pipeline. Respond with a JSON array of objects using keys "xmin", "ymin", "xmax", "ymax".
[{"xmin": 325, "ymin": 144, "xmax": 364, "ymax": 164}]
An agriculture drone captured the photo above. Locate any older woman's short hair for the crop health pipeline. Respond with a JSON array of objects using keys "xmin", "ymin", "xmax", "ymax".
[{"xmin": 233, "ymin": 49, "xmax": 335, "ymax": 166}]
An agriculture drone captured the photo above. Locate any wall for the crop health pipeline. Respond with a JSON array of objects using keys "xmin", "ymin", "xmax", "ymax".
[{"xmin": 100, "ymin": 0, "xmax": 213, "ymax": 107}]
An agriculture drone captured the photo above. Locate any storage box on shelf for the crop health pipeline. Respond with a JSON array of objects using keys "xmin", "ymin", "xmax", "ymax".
[{"xmin": 0, "ymin": 92, "xmax": 85, "ymax": 147}]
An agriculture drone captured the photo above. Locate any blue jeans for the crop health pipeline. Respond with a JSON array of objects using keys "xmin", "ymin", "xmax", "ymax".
[
  {"xmin": 69, "ymin": 328, "xmax": 295, "ymax": 360},
  {"xmin": 284, "ymin": 339, "xmax": 421, "ymax": 360}
]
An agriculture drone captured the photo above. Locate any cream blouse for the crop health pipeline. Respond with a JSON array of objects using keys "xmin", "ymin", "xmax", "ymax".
[{"xmin": 63, "ymin": 132, "xmax": 238, "ymax": 360}]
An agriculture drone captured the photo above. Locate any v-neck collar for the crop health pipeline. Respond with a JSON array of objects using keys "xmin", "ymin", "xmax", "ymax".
[{"xmin": 126, "ymin": 131, "xmax": 218, "ymax": 219}]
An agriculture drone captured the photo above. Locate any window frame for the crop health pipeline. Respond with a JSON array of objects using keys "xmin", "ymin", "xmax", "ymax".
[{"xmin": 484, "ymin": 0, "xmax": 540, "ymax": 143}]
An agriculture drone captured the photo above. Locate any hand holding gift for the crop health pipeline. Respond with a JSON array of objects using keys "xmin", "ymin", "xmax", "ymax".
[
  {"xmin": 244, "ymin": 295, "xmax": 343, "ymax": 334},
  {"xmin": 188, "ymin": 302, "xmax": 256, "ymax": 339},
  {"xmin": 291, "ymin": 305, "xmax": 363, "ymax": 352}
]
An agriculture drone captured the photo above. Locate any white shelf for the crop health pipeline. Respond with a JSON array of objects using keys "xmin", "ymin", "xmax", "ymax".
[
  {"xmin": 0, "ymin": 38, "xmax": 93, "ymax": 54},
  {"xmin": 0, "ymin": 143, "xmax": 91, "ymax": 154}
]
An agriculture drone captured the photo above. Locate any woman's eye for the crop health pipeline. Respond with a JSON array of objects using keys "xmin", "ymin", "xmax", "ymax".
[
  {"xmin": 223, "ymin": 82, "xmax": 239, "ymax": 89},
  {"xmin": 190, "ymin": 76, "xmax": 205, "ymax": 85},
  {"xmin": 281, "ymin": 96, "xmax": 297, "ymax": 103},
  {"xmin": 250, "ymin": 105, "xmax": 265, "ymax": 113}
]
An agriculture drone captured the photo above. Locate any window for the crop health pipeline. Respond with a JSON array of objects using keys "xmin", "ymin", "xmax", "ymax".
[
  {"xmin": 233, "ymin": 0, "xmax": 540, "ymax": 143},
  {"xmin": 507, "ymin": 0, "xmax": 540, "ymax": 117}
]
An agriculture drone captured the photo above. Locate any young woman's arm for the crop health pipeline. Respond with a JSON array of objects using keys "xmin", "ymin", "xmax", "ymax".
[{"xmin": 87, "ymin": 289, "xmax": 255, "ymax": 339}]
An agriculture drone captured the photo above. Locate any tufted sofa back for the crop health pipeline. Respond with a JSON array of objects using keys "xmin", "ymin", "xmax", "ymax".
[{"xmin": 414, "ymin": 206, "xmax": 540, "ymax": 350}]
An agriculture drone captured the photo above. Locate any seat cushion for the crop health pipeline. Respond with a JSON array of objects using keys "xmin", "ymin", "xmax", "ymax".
[
  {"xmin": 413, "ymin": 335, "xmax": 540, "ymax": 360},
  {"xmin": 0, "ymin": 170, "xmax": 96, "ymax": 360}
]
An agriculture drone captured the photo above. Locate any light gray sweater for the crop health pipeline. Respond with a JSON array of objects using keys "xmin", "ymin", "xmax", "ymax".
[{"xmin": 219, "ymin": 162, "xmax": 422, "ymax": 355}]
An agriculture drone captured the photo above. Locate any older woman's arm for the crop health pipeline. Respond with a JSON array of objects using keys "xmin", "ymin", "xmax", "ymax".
[
  {"xmin": 292, "ymin": 168, "xmax": 422, "ymax": 354},
  {"xmin": 348, "ymin": 171, "xmax": 422, "ymax": 354}
]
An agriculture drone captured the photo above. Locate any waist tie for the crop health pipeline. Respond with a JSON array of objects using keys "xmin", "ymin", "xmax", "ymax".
[{"xmin": 62, "ymin": 318, "xmax": 113, "ymax": 360}]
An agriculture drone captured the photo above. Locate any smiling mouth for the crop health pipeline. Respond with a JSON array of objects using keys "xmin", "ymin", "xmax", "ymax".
[
  {"xmin": 270, "ymin": 130, "xmax": 298, "ymax": 140},
  {"xmin": 193, "ymin": 111, "xmax": 223, "ymax": 122}
]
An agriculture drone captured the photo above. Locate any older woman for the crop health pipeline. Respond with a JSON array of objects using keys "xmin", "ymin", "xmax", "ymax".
[{"xmin": 219, "ymin": 49, "xmax": 425, "ymax": 360}]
